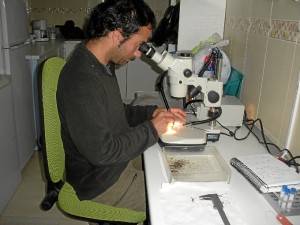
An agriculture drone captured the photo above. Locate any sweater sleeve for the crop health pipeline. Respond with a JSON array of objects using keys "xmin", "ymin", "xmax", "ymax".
[{"xmin": 123, "ymin": 104, "xmax": 158, "ymax": 127}]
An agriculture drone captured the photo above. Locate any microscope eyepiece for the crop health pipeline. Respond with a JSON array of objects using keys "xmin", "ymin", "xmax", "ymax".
[
  {"xmin": 138, "ymin": 42, "xmax": 156, "ymax": 58},
  {"xmin": 138, "ymin": 42, "xmax": 150, "ymax": 54}
]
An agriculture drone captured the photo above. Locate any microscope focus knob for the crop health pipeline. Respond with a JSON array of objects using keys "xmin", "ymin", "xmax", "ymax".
[
  {"xmin": 183, "ymin": 69, "xmax": 192, "ymax": 78},
  {"xmin": 208, "ymin": 91, "xmax": 220, "ymax": 103}
]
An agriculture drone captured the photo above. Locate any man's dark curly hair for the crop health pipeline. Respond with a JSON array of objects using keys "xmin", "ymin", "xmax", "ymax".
[{"xmin": 86, "ymin": 0, "xmax": 156, "ymax": 42}]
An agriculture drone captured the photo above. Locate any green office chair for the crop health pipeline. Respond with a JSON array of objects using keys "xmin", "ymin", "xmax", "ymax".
[{"xmin": 38, "ymin": 57, "xmax": 146, "ymax": 225}]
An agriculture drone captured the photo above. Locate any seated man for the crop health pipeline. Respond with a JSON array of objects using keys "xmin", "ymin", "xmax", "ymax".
[{"xmin": 56, "ymin": 0, "xmax": 186, "ymax": 214}]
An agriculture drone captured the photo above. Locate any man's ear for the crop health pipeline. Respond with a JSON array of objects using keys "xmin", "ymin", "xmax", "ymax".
[{"xmin": 111, "ymin": 29, "xmax": 123, "ymax": 45}]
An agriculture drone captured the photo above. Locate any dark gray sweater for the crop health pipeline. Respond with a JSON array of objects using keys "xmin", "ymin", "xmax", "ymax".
[{"xmin": 57, "ymin": 42, "xmax": 158, "ymax": 200}]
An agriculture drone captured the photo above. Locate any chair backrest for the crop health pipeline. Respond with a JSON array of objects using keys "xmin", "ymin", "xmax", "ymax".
[
  {"xmin": 38, "ymin": 57, "xmax": 147, "ymax": 223},
  {"xmin": 38, "ymin": 57, "xmax": 66, "ymax": 183}
]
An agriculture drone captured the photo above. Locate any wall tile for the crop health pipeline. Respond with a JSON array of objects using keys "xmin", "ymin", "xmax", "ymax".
[
  {"xmin": 249, "ymin": 18, "xmax": 271, "ymax": 36},
  {"xmin": 228, "ymin": 30, "xmax": 247, "ymax": 73},
  {"xmin": 250, "ymin": 0, "xmax": 272, "ymax": 19},
  {"xmin": 153, "ymin": 0, "xmax": 169, "ymax": 22},
  {"xmin": 145, "ymin": 0, "xmax": 154, "ymax": 9},
  {"xmin": 288, "ymin": 106, "xmax": 300, "ymax": 155},
  {"xmin": 257, "ymin": 39, "xmax": 295, "ymax": 142},
  {"xmin": 28, "ymin": 0, "xmax": 167, "ymax": 31},
  {"xmin": 270, "ymin": 20, "xmax": 300, "ymax": 42},
  {"xmin": 87, "ymin": 0, "xmax": 101, "ymax": 8},
  {"xmin": 225, "ymin": 0, "xmax": 251, "ymax": 18},
  {"xmin": 64, "ymin": 0, "xmax": 87, "ymax": 9},
  {"xmin": 225, "ymin": 0, "xmax": 300, "ymax": 155},
  {"xmin": 44, "ymin": 0, "xmax": 61, "ymax": 8},
  {"xmin": 282, "ymin": 44, "xmax": 300, "ymax": 155},
  {"xmin": 272, "ymin": 0, "xmax": 300, "ymax": 21},
  {"xmin": 29, "ymin": 0, "xmax": 45, "ymax": 8},
  {"xmin": 44, "ymin": 13, "xmax": 64, "ymax": 27},
  {"xmin": 241, "ymin": 34, "xmax": 268, "ymax": 119},
  {"xmin": 153, "ymin": 0, "xmax": 169, "ymax": 10},
  {"xmin": 222, "ymin": 26, "xmax": 233, "ymax": 59}
]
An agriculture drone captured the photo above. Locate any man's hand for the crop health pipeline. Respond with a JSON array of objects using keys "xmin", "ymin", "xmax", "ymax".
[
  {"xmin": 152, "ymin": 108, "xmax": 187, "ymax": 124},
  {"xmin": 151, "ymin": 108, "xmax": 187, "ymax": 136}
]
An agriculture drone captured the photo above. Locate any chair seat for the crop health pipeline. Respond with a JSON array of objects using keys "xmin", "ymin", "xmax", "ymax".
[{"xmin": 58, "ymin": 182, "xmax": 146, "ymax": 223}]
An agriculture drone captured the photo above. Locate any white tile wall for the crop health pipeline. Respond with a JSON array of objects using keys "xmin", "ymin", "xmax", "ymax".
[
  {"xmin": 28, "ymin": 0, "xmax": 169, "ymax": 29},
  {"xmin": 224, "ymin": 0, "xmax": 300, "ymax": 156}
]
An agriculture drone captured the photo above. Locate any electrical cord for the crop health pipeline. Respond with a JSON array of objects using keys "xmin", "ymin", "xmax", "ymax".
[
  {"xmin": 185, "ymin": 107, "xmax": 222, "ymax": 125},
  {"xmin": 244, "ymin": 118, "xmax": 298, "ymax": 173},
  {"xmin": 183, "ymin": 99, "xmax": 202, "ymax": 116},
  {"xmin": 244, "ymin": 118, "xmax": 271, "ymax": 154},
  {"xmin": 287, "ymin": 156, "xmax": 300, "ymax": 167},
  {"xmin": 216, "ymin": 120, "xmax": 236, "ymax": 137},
  {"xmin": 216, "ymin": 110, "xmax": 299, "ymax": 173},
  {"xmin": 183, "ymin": 99, "xmax": 203, "ymax": 109}
]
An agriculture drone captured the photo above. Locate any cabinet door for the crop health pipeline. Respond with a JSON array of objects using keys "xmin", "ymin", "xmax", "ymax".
[
  {"xmin": 0, "ymin": 82, "xmax": 22, "ymax": 214},
  {"xmin": 45, "ymin": 48, "xmax": 60, "ymax": 59},
  {"xmin": 63, "ymin": 41, "xmax": 81, "ymax": 60},
  {"xmin": 57, "ymin": 45, "xmax": 65, "ymax": 59}
]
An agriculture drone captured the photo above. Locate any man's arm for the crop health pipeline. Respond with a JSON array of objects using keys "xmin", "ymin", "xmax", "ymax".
[{"xmin": 123, "ymin": 104, "xmax": 158, "ymax": 127}]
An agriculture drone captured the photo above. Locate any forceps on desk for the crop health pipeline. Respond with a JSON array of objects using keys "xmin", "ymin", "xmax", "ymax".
[{"xmin": 199, "ymin": 194, "xmax": 231, "ymax": 225}]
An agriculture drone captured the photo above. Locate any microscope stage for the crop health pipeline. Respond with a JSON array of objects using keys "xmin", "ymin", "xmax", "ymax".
[{"xmin": 160, "ymin": 125, "xmax": 207, "ymax": 146}]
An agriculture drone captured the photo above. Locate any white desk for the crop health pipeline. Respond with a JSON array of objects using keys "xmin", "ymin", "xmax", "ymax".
[{"xmin": 143, "ymin": 126, "xmax": 300, "ymax": 225}]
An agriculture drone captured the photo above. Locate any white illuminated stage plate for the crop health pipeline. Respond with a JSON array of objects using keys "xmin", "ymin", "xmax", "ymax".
[{"xmin": 160, "ymin": 125, "xmax": 207, "ymax": 146}]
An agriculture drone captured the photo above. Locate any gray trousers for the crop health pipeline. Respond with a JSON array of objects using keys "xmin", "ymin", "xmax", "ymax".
[{"xmin": 92, "ymin": 156, "xmax": 146, "ymax": 212}]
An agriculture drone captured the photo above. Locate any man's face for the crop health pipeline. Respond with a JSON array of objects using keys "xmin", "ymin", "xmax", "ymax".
[{"xmin": 111, "ymin": 26, "xmax": 152, "ymax": 65}]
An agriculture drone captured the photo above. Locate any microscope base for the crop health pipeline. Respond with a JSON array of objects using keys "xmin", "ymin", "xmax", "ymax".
[
  {"xmin": 206, "ymin": 130, "xmax": 221, "ymax": 142},
  {"xmin": 160, "ymin": 125, "xmax": 207, "ymax": 146},
  {"xmin": 201, "ymin": 124, "xmax": 221, "ymax": 142}
]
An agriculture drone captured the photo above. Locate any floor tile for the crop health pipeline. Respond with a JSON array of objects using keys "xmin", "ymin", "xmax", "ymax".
[
  {"xmin": 0, "ymin": 216, "xmax": 60, "ymax": 225},
  {"xmin": 0, "ymin": 152, "xmax": 88, "ymax": 225},
  {"xmin": 60, "ymin": 214, "xmax": 89, "ymax": 225}
]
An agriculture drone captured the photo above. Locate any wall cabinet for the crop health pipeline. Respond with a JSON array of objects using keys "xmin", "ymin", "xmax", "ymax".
[{"xmin": 63, "ymin": 40, "xmax": 81, "ymax": 59}]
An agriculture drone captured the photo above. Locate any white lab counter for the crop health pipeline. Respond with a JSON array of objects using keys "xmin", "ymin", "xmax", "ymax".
[
  {"xmin": 143, "ymin": 126, "xmax": 300, "ymax": 225},
  {"xmin": 25, "ymin": 39, "xmax": 65, "ymax": 60}
]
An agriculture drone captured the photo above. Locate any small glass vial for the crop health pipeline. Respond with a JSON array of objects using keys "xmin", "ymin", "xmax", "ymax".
[
  {"xmin": 278, "ymin": 185, "xmax": 287, "ymax": 206},
  {"xmin": 280, "ymin": 188, "xmax": 290, "ymax": 211},
  {"xmin": 286, "ymin": 188, "xmax": 297, "ymax": 212}
]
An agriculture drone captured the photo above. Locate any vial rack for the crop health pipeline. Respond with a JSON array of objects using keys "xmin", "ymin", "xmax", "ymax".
[{"xmin": 263, "ymin": 191, "xmax": 300, "ymax": 216}]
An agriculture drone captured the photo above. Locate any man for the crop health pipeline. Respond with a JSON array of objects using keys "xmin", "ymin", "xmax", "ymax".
[{"xmin": 56, "ymin": 0, "xmax": 186, "ymax": 213}]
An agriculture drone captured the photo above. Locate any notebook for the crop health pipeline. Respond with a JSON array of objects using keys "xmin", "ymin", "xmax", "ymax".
[{"xmin": 230, "ymin": 154, "xmax": 300, "ymax": 193}]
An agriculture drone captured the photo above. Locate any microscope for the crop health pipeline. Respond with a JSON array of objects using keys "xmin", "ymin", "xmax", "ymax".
[{"xmin": 139, "ymin": 43, "xmax": 224, "ymax": 146}]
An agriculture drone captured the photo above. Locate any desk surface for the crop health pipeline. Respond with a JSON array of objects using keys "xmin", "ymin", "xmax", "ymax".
[{"xmin": 143, "ymin": 126, "xmax": 300, "ymax": 225}]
